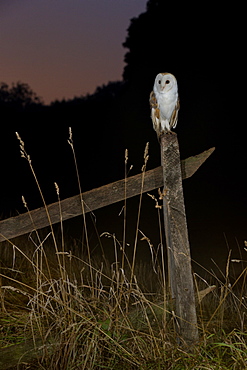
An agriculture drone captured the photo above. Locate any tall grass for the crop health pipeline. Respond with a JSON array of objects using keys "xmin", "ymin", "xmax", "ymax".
[{"xmin": 0, "ymin": 130, "xmax": 247, "ymax": 369}]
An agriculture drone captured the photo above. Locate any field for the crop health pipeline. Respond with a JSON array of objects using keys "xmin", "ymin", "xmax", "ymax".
[{"xmin": 0, "ymin": 133, "xmax": 247, "ymax": 369}]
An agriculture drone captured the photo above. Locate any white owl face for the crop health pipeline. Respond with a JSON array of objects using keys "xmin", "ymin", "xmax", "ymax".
[{"xmin": 154, "ymin": 73, "xmax": 177, "ymax": 95}]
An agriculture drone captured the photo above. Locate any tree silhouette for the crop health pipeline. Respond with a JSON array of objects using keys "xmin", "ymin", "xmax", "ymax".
[
  {"xmin": 121, "ymin": 0, "xmax": 243, "ymax": 153},
  {"xmin": 0, "ymin": 0, "xmax": 245, "ymax": 274},
  {"xmin": 119, "ymin": 0, "xmax": 247, "ymax": 266},
  {"xmin": 123, "ymin": 0, "xmax": 184, "ymax": 85},
  {"xmin": 0, "ymin": 81, "xmax": 43, "ymax": 109},
  {"xmin": 122, "ymin": 0, "xmax": 238, "ymax": 86}
]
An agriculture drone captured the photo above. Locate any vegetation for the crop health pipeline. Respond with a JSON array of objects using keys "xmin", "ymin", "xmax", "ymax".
[
  {"xmin": 0, "ymin": 1, "xmax": 246, "ymax": 367},
  {"xmin": 0, "ymin": 81, "xmax": 43, "ymax": 108},
  {"xmin": 0, "ymin": 133, "xmax": 247, "ymax": 369}
]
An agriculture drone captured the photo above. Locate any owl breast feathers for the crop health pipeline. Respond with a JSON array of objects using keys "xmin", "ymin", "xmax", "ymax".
[{"xmin": 150, "ymin": 72, "xmax": 180, "ymax": 138}]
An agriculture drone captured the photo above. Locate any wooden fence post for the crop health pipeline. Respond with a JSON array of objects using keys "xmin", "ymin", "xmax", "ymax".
[{"xmin": 160, "ymin": 133, "xmax": 199, "ymax": 345}]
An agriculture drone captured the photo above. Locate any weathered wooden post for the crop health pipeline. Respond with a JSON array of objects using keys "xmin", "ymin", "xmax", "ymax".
[{"xmin": 160, "ymin": 133, "xmax": 199, "ymax": 345}]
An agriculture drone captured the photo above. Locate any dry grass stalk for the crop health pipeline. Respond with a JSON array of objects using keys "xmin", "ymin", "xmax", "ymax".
[{"xmin": 1, "ymin": 136, "xmax": 247, "ymax": 369}]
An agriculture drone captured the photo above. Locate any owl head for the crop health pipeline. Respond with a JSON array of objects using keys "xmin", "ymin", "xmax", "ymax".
[{"xmin": 153, "ymin": 73, "xmax": 177, "ymax": 95}]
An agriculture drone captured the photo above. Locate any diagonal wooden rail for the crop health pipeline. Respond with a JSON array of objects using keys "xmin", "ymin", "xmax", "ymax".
[{"xmin": 0, "ymin": 148, "xmax": 214, "ymax": 243}]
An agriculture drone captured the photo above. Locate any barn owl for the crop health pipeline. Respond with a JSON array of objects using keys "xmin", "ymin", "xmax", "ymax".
[{"xmin": 149, "ymin": 73, "xmax": 180, "ymax": 138}]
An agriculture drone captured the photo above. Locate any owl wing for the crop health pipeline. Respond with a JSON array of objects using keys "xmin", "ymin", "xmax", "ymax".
[
  {"xmin": 169, "ymin": 95, "xmax": 180, "ymax": 129},
  {"xmin": 149, "ymin": 91, "xmax": 161, "ymax": 135}
]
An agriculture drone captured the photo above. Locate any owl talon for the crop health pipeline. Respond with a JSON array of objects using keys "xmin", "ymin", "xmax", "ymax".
[
  {"xmin": 160, "ymin": 130, "xmax": 175, "ymax": 137},
  {"xmin": 159, "ymin": 131, "xmax": 175, "ymax": 141}
]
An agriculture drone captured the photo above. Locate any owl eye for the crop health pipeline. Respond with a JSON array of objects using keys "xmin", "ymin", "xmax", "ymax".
[
  {"xmin": 165, "ymin": 80, "xmax": 170, "ymax": 84},
  {"xmin": 158, "ymin": 80, "xmax": 161, "ymax": 84}
]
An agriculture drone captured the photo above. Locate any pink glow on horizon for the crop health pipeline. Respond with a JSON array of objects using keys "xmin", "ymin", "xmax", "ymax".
[{"xmin": 0, "ymin": 0, "xmax": 147, "ymax": 104}]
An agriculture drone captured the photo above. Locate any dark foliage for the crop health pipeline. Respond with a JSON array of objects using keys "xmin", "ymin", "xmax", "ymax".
[
  {"xmin": 0, "ymin": 81, "xmax": 43, "ymax": 110},
  {"xmin": 0, "ymin": 0, "xmax": 246, "ymax": 272}
]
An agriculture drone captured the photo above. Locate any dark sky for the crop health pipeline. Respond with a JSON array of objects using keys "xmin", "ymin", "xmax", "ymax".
[
  {"xmin": 1, "ymin": 1, "xmax": 247, "ymax": 278},
  {"xmin": 0, "ymin": 0, "xmax": 147, "ymax": 103}
]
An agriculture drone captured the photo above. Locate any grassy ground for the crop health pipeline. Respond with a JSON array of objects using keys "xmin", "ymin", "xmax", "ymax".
[
  {"xmin": 1, "ymin": 238, "xmax": 247, "ymax": 369},
  {"xmin": 0, "ymin": 132, "xmax": 247, "ymax": 369}
]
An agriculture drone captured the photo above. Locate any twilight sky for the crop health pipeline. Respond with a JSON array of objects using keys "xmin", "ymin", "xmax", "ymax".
[{"xmin": 0, "ymin": 0, "xmax": 147, "ymax": 104}]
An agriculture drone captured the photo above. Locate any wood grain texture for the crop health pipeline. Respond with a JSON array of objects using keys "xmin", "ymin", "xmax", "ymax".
[
  {"xmin": 0, "ymin": 147, "xmax": 214, "ymax": 243},
  {"xmin": 161, "ymin": 133, "xmax": 199, "ymax": 345}
]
